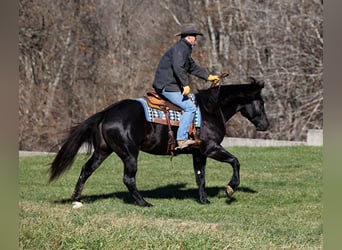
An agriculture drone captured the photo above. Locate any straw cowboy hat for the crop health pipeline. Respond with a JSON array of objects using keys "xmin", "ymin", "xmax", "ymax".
[{"xmin": 175, "ymin": 23, "xmax": 203, "ymax": 37}]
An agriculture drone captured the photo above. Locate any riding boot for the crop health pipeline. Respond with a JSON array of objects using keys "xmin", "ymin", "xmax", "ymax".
[{"xmin": 176, "ymin": 139, "xmax": 196, "ymax": 149}]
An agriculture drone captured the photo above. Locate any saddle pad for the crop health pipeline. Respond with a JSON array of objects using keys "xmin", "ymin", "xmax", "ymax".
[{"xmin": 136, "ymin": 97, "xmax": 201, "ymax": 127}]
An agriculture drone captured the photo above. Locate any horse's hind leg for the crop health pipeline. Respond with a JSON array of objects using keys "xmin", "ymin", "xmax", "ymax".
[
  {"xmin": 121, "ymin": 153, "xmax": 152, "ymax": 207},
  {"xmin": 71, "ymin": 150, "xmax": 110, "ymax": 202}
]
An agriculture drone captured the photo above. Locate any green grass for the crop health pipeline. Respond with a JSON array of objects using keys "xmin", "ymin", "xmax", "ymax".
[{"xmin": 19, "ymin": 146, "xmax": 322, "ymax": 249}]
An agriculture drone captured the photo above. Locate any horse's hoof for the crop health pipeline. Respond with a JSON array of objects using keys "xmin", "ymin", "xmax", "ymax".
[
  {"xmin": 199, "ymin": 199, "xmax": 210, "ymax": 204},
  {"xmin": 72, "ymin": 201, "xmax": 83, "ymax": 209},
  {"xmin": 142, "ymin": 201, "xmax": 153, "ymax": 207},
  {"xmin": 226, "ymin": 185, "xmax": 235, "ymax": 197},
  {"xmin": 137, "ymin": 201, "xmax": 153, "ymax": 207}
]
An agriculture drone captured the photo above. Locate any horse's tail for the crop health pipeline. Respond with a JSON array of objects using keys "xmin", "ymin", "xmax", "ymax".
[{"xmin": 49, "ymin": 111, "xmax": 104, "ymax": 183}]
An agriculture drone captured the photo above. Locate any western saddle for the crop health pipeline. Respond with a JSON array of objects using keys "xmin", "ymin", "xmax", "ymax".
[{"xmin": 144, "ymin": 91, "xmax": 200, "ymax": 155}]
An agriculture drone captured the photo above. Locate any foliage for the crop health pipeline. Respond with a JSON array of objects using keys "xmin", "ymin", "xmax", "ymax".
[
  {"xmin": 19, "ymin": 0, "xmax": 323, "ymax": 151},
  {"xmin": 20, "ymin": 146, "xmax": 322, "ymax": 249}
]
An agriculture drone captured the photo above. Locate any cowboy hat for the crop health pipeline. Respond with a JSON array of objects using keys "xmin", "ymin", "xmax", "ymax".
[{"xmin": 175, "ymin": 23, "xmax": 203, "ymax": 36}]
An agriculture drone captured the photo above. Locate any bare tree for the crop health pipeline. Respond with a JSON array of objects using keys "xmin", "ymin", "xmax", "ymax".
[{"xmin": 19, "ymin": 0, "xmax": 322, "ymax": 151}]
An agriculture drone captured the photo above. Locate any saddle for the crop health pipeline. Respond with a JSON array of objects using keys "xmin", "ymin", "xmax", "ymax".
[
  {"xmin": 144, "ymin": 91, "xmax": 200, "ymax": 155},
  {"xmin": 146, "ymin": 91, "xmax": 183, "ymax": 112}
]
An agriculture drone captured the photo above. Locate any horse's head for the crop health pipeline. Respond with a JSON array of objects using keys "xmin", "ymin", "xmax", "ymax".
[
  {"xmin": 238, "ymin": 78, "xmax": 269, "ymax": 131},
  {"xmin": 197, "ymin": 77, "xmax": 269, "ymax": 131}
]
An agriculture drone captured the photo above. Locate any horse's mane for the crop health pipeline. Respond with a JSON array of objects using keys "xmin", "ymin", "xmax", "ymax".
[
  {"xmin": 196, "ymin": 77, "xmax": 264, "ymax": 112},
  {"xmin": 218, "ymin": 77, "xmax": 264, "ymax": 95}
]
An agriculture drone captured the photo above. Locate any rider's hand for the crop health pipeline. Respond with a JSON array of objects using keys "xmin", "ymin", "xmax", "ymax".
[
  {"xmin": 208, "ymin": 74, "xmax": 220, "ymax": 85},
  {"xmin": 182, "ymin": 85, "xmax": 190, "ymax": 96}
]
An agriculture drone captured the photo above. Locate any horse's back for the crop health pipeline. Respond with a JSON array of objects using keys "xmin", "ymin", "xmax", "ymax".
[
  {"xmin": 101, "ymin": 99, "xmax": 170, "ymax": 155},
  {"xmin": 102, "ymin": 99, "xmax": 145, "ymax": 122}
]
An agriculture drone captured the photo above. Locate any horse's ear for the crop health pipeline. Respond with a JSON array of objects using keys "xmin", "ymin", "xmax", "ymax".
[
  {"xmin": 248, "ymin": 77, "xmax": 257, "ymax": 84},
  {"xmin": 258, "ymin": 80, "xmax": 265, "ymax": 88},
  {"xmin": 249, "ymin": 77, "xmax": 264, "ymax": 88}
]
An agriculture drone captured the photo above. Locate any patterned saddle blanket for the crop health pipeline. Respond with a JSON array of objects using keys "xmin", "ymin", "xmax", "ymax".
[{"xmin": 135, "ymin": 93, "xmax": 201, "ymax": 127}]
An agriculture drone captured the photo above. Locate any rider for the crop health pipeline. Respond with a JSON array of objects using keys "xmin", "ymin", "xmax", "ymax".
[{"xmin": 153, "ymin": 23, "xmax": 220, "ymax": 149}]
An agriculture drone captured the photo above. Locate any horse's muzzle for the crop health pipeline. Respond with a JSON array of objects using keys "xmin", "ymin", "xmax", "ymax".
[{"xmin": 256, "ymin": 120, "xmax": 270, "ymax": 131}]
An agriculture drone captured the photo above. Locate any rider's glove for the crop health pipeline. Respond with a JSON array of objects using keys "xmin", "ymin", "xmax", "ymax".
[
  {"xmin": 208, "ymin": 74, "xmax": 220, "ymax": 85},
  {"xmin": 182, "ymin": 85, "xmax": 190, "ymax": 96}
]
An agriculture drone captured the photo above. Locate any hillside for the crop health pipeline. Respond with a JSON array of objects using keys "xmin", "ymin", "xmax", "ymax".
[{"xmin": 19, "ymin": 0, "xmax": 323, "ymax": 151}]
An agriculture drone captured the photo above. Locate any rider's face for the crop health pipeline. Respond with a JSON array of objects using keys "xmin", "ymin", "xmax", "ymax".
[{"xmin": 186, "ymin": 35, "xmax": 197, "ymax": 46}]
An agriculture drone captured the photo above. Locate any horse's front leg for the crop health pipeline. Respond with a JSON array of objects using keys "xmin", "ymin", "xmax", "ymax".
[
  {"xmin": 205, "ymin": 144, "xmax": 240, "ymax": 197},
  {"xmin": 192, "ymin": 151, "xmax": 209, "ymax": 204}
]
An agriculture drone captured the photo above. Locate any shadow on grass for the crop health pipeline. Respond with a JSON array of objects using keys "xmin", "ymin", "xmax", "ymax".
[{"xmin": 55, "ymin": 183, "xmax": 257, "ymax": 205}]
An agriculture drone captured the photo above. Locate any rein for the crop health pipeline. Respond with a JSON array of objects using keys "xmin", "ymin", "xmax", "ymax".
[
  {"xmin": 209, "ymin": 69, "xmax": 230, "ymax": 127},
  {"xmin": 210, "ymin": 69, "xmax": 230, "ymax": 90}
]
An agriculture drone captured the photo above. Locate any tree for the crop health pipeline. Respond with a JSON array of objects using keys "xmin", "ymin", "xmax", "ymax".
[{"xmin": 19, "ymin": 0, "xmax": 323, "ymax": 151}]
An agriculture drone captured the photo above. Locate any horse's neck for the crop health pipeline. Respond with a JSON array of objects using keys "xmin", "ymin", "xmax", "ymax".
[
  {"xmin": 196, "ymin": 87, "xmax": 245, "ymax": 122},
  {"xmin": 219, "ymin": 102, "xmax": 239, "ymax": 122}
]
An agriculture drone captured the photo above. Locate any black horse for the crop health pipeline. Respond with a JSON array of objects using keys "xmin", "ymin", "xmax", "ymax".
[{"xmin": 49, "ymin": 78, "xmax": 269, "ymax": 207}]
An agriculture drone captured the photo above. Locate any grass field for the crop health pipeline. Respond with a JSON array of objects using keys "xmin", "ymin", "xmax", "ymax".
[{"xmin": 19, "ymin": 146, "xmax": 322, "ymax": 249}]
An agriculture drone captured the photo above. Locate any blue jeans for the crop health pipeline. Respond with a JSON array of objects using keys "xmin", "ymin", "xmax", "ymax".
[{"xmin": 161, "ymin": 89, "xmax": 196, "ymax": 140}]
